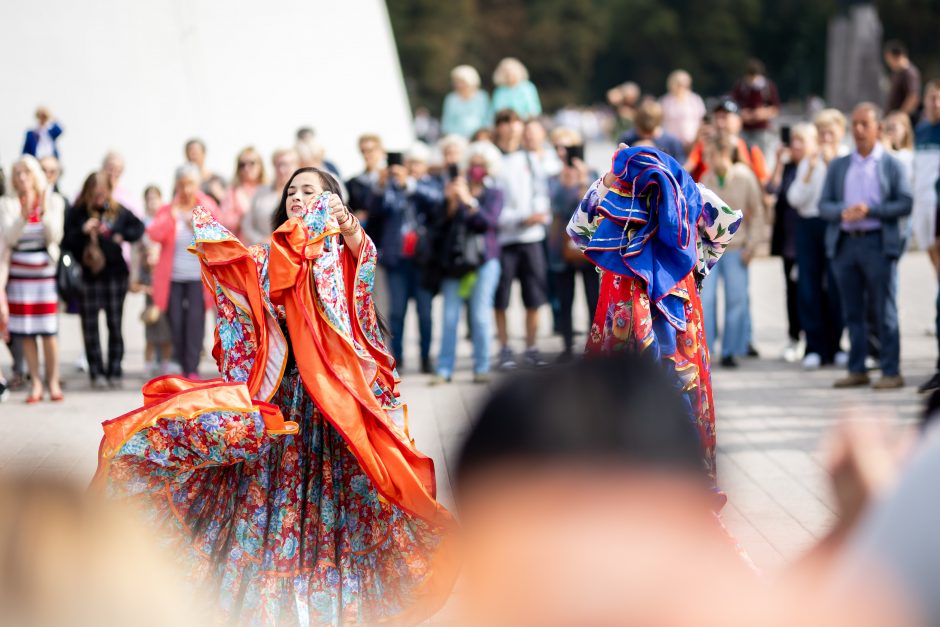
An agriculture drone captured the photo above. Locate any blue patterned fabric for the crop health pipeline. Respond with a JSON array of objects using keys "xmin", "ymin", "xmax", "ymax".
[{"xmin": 584, "ymin": 147, "xmax": 702, "ymax": 331}]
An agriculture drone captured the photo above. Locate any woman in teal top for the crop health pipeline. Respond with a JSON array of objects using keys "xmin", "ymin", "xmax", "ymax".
[
  {"xmin": 441, "ymin": 65, "xmax": 492, "ymax": 139},
  {"xmin": 489, "ymin": 57, "xmax": 542, "ymax": 120}
]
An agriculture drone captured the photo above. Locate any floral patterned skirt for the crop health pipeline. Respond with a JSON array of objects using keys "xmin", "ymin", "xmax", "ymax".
[
  {"xmin": 585, "ymin": 271, "xmax": 717, "ymax": 480},
  {"xmin": 99, "ymin": 371, "xmax": 448, "ymax": 626}
]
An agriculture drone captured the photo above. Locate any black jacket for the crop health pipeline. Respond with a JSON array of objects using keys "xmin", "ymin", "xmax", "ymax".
[{"xmin": 63, "ymin": 202, "xmax": 145, "ymax": 280}]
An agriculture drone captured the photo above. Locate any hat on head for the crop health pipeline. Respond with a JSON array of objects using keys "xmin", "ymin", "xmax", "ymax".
[{"xmin": 712, "ymin": 98, "xmax": 739, "ymax": 114}]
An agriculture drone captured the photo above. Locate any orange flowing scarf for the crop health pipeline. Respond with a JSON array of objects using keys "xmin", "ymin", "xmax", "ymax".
[{"xmin": 268, "ymin": 216, "xmax": 451, "ymax": 528}]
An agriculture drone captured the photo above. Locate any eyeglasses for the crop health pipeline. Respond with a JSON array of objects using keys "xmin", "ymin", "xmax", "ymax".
[{"xmin": 238, "ymin": 160, "xmax": 258, "ymax": 168}]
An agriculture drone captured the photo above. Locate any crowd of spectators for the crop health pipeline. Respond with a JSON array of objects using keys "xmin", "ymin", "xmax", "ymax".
[{"xmin": 2, "ymin": 43, "xmax": 939, "ymax": 402}]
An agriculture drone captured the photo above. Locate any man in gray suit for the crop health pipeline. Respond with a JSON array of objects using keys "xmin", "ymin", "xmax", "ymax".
[{"xmin": 819, "ymin": 102, "xmax": 913, "ymax": 389}]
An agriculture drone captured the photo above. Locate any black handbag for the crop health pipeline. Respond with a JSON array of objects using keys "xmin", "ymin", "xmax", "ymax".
[
  {"xmin": 441, "ymin": 214, "xmax": 483, "ymax": 278},
  {"xmin": 56, "ymin": 250, "xmax": 83, "ymax": 302}
]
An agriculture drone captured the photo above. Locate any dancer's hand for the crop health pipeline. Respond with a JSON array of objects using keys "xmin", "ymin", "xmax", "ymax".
[
  {"xmin": 326, "ymin": 192, "xmax": 348, "ymax": 222},
  {"xmin": 602, "ymin": 142, "xmax": 629, "ymax": 188}
]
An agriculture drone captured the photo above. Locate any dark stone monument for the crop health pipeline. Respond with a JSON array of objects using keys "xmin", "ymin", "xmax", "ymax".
[{"xmin": 826, "ymin": 0, "xmax": 884, "ymax": 111}]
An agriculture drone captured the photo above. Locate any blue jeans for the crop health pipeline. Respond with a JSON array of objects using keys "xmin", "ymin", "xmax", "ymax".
[
  {"xmin": 795, "ymin": 217, "xmax": 843, "ymax": 362},
  {"xmin": 701, "ymin": 249, "xmax": 750, "ymax": 358},
  {"xmin": 385, "ymin": 259, "xmax": 433, "ymax": 367},
  {"xmin": 436, "ymin": 258, "xmax": 501, "ymax": 377},
  {"xmin": 831, "ymin": 232, "xmax": 900, "ymax": 376}
]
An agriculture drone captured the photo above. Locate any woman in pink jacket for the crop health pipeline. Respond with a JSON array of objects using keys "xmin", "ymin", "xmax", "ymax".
[{"xmin": 146, "ymin": 164, "xmax": 218, "ymax": 379}]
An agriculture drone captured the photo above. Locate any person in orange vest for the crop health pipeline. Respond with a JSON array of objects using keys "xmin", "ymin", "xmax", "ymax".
[{"xmin": 685, "ymin": 99, "xmax": 769, "ymax": 185}]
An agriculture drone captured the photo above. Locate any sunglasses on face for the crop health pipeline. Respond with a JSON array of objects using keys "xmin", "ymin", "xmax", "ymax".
[{"xmin": 238, "ymin": 160, "xmax": 258, "ymax": 168}]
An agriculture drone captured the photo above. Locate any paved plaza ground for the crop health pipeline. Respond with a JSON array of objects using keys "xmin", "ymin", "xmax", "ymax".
[{"xmin": 0, "ymin": 251, "xmax": 935, "ymax": 575}]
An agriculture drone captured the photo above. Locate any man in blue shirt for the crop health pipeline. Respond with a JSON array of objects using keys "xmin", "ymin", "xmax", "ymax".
[{"xmin": 819, "ymin": 103, "xmax": 913, "ymax": 390}]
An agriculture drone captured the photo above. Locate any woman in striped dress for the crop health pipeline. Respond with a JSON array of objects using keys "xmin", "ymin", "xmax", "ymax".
[{"xmin": 0, "ymin": 156, "xmax": 65, "ymax": 402}]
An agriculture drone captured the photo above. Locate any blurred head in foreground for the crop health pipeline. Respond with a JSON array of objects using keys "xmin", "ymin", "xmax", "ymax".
[
  {"xmin": 454, "ymin": 353, "xmax": 735, "ymax": 625},
  {"xmin": 453, "ymin": 354, "xmax": 912, "ymax": 626},
  {"xmin": 0, "ymin": 474, "xmax": 205, "ymax": 627}
]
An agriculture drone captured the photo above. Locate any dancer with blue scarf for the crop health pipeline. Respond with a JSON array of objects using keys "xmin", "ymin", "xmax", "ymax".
[{"xmin": 568, "ymin": 145, "xmax": 742, "ymax": 481}]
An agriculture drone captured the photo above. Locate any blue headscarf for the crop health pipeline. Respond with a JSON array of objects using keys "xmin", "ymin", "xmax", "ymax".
[{"xmin": 584, "ymin": 146, "xmax": 702, "ymax": 333}]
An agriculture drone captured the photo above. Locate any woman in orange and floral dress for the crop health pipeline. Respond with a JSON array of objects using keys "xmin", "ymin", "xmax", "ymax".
[{"xmin": 93, "ymin": 167, "xmax": 456, "ymax": 625}]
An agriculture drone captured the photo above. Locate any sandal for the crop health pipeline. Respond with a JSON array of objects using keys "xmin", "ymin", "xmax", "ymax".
[{"xmin": 49, "ymin": 382, "xmax": 64, "ymax": 402}]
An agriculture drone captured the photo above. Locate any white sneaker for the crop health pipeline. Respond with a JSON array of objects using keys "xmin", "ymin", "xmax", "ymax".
[
  {"xmin": 144, "ymin": 361, "xmax": 162, "ymax": 379},
  {"xmin": 75, "ymin": 354, "xmax": 89, "ymax": 373},
  {"xmin": 834, "ymin": 351, "xmax": 849, "ymax": 368},
  {"xmin": 801, "ymin": 353, "xmax": 822, "ymax": 370},
  {"xmin": 781, "ymin": 340, "xmax": 800, "ymax": 363},
  {"xmin": 864, "ymin": 356, "xmax": 880, "ymax": 371},
  {"xmin": 164, "ymin": 361, "xmax": 183, "ymax": 375}
]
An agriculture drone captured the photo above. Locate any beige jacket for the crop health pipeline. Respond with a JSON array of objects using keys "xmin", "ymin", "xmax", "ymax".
[
  {"xmin": 700, "ymin": 162, "xmax": 767, "ymax": 255},
  {"xmin": 0, "ymin": 192, "xmax": 66, "ymax": 291}
]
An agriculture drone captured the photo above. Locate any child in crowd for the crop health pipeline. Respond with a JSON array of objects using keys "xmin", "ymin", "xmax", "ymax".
[{"xmin": 130, "ymin": 186, "xmax": 172, "ymax": 378}]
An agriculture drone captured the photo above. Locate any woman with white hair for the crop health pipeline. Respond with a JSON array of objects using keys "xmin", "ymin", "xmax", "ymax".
[
  {"xmin": 438, "ymin": 133, "xmax": 469, "ymax": 170},
  {"xmin": 0, "ymin": 155, "xmax": 65, "ymax": 402},
  {"xmin": 146, "ymin": 164, "xmax": 220, "ymax": 378},
  {"xmin": 441, "ymin": 65, "xmax": 491, "ymax": 138},
  {"xmin": 489, "ymin": 57, "xmax": 542, "ymax": 120},
  {"xmin": 659, "ymin": 69, "xmax": 706, "ymax": 150},
  {"xmin": 431, "ymin": 140, "xmax": 504, "ymax": 384}
]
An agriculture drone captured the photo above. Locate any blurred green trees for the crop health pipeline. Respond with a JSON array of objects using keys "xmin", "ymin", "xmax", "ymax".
[{"xmin": 387, "ymin": 0, "xmax": 940, "ymax": 112}]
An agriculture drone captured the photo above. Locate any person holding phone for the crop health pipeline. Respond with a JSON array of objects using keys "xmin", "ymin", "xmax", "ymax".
[
  {"xmin": 438, "ymin": 133, "xmax": 468, "ymax": 181},
  {"xmin": 374, "ymin": 142, "xmax": 443, "ymax": 372},
  {"xmin": 766, "ymin": 124, "xmax": 803, "ymax": 364},
  {"xmin": 787, "ymin": 123, "xmax": 846, "ymax": 370},
  {"xmin": 547, "ymin": 127, "xmax": 599, "ymax": 360},
  {"xmin": 431, "ymin": 140, "xmax": 505, "ymax": 384}
]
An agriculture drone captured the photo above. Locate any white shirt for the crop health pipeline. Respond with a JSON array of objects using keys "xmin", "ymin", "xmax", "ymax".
[
  {"xmin": 34, "ymin": 125, "xmax": 56, "ymax": 159},
  {"xmin": 170, "ymin": 216, "xmax": 201, "ymax": 281},
  {"xmin": 496, "ymin": 149, "xmax": 561, "ymax": 245},
  {"xmin": 786, "ymin": 158, "xmax": 828, "ymax": 219}
]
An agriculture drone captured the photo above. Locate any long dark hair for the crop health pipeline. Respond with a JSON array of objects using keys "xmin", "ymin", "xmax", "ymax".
[
  {"xmin": 270, "ymin": 166, "xmax": 392, "ymax": 345},
  {"xmin": 76, "ymin": 171, "xmax": 119, "ymax": 220},
  {"xmin": 271, "ymin": 167, "xmax": 343, "ymax": 231}
]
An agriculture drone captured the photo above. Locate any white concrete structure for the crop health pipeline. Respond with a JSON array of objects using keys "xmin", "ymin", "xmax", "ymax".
[{"xmin": 0, "ymin": 0, "xmax": 414, "ymax": 199}]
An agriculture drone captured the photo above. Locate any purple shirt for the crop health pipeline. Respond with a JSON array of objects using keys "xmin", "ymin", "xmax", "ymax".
[{"xmin": 842, "ymin": 142, "xmax": 884, "ymax": 232}]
